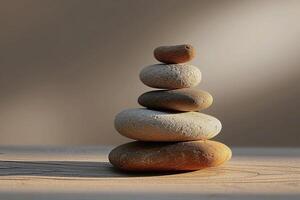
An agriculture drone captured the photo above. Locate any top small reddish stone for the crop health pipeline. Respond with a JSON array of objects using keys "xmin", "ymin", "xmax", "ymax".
[{"xmin": 154, "ymin": 44, "xmax": 195, "ymax": 64}]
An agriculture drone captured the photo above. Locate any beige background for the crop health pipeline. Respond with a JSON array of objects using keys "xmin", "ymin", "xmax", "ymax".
[{"xmin": 0, "ymin": 0, "xmax": 299, "ymax": 146}]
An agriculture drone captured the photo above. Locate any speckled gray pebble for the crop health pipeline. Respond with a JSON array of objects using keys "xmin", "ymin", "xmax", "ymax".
[
  {"xmin": 114, "ymin": 108, "xmax": 222, "ymax": 142},
  {"xmin": 139, "ymin": 64, "xmax": 201, "ymax": 89}
]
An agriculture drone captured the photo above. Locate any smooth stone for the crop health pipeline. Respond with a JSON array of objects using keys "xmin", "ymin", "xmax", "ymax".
[
  {"xmin": 114, "ymin": 108, "xmax": 221, "ymax": 141},
  {"xmin": 138, "ymin": 88, "xmax": 213, "ymax": 111},
  {"xmin": 109, "ymin": 140, "xmax": 232, "ymax": 171},
  {"xmin": 154, "ymin": 44, "xmax": 195, "ymax": 64},
  {"xmin": 139, "ymin": 64, "xmax": 201, "ymax": 89}
]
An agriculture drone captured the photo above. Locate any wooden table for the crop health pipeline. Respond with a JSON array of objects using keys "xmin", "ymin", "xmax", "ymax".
[{"xmin": 0, "ymin": 146, "xmax": 299, "ymax": 199}]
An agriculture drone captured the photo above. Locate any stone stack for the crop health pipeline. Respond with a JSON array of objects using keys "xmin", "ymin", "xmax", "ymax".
[{"xmin": 109, "ymin": 44, "xmax": 232, "ymax": 172}]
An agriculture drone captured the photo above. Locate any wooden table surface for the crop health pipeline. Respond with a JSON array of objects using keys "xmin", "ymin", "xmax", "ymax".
[{"xmin": 0, "ymin": 146, "xmax": 299, "ymax": 200}]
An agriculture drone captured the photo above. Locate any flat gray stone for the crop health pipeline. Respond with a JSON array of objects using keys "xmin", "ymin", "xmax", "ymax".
[
  {"xmin": 139, "ymin": 64, "xmax": 201, "ymax": 89},
  {"xmin": 114, "ymin": 108, "xmax": 221, "ymax": 141}
]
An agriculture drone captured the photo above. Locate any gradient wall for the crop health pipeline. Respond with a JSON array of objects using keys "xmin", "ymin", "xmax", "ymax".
[{"xmin": 0, "ymin": 0, "xmax": 299, "ymax": 146}]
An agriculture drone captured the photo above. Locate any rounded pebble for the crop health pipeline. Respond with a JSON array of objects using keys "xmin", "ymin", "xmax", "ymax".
[
  {"xmin": 154, "ymin": 44, "xmax": 195, "ymax": 64},
  {"xmin": 109, "ymin": 140, "xmax": 232, "ymax": 171},
  {"xmin": 140, "ymin": 64, "xmax": 201, "ymax": 89},
  {"xmin": 114, "ymin": 108, "xmax": 221, "ymax": 141},
  {"xmin": 138, "ymin": 88, "xmax": 213, "ymax": 111}
]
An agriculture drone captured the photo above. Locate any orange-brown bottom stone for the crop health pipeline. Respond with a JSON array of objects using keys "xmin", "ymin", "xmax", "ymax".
[{"xmin": 109, "ymin": 140, "xmax": 231, "ymax": 171}]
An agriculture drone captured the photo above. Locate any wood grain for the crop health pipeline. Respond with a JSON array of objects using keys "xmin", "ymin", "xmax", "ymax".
[{"xmin": 0, "ymin": 146, "xmax": 299, "ymax": 200}]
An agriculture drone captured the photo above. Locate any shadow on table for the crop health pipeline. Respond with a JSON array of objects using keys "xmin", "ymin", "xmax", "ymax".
[{"xmin": 0, "ymin": 160, "xmax": 190, "ymax": 178}]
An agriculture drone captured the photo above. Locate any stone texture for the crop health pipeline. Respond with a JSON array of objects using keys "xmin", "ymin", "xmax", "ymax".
[
  {"xmin": 109, "ymin": 140, "xmax": 232, "ymax": 171},
  {"xmin": 138, "ymin": 88, "xmax": 213, "ymax": 111},
  {"xmin": 114, "ymin": 108, "xmax": 221, "ymax": 141},
  {"xmin": 139, "ymin": 64, "xmax": 201, "ymax": 89},
  {"xmin": 154, "ymin": 44, "xmax": 195, "ymax": 64}
]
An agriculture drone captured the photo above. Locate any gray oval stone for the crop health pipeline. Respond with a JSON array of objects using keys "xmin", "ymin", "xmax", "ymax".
[
  {"xmin": 109, "ymin": 140, "xmax": 232, "ymax": 171},
  {"xmin": 114, "ymin": 108, "xmax": 222, "ymax": 142},
  {"xmin": 138, "ymin": 88, "xmax": 213, "ymax": 111},
  {"xmin": 139, "ymin": 64, "xmax": 201, "ymax": 89}
]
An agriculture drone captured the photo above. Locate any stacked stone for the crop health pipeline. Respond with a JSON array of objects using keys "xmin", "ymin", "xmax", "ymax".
[{"xmin": 109, "ymin": 44, "xmax": 232, "ymax": 172}]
